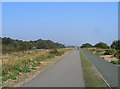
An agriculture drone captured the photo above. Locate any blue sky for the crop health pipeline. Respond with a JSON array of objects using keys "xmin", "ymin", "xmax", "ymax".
[{"xmin": 2, "ymin": 2, "xmax": 118, "ymax": 46}]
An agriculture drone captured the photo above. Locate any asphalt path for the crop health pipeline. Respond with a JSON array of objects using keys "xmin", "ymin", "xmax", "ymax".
[{"xmin": 23, "ymin": 50, "xmax": 85, "ymax": 87}]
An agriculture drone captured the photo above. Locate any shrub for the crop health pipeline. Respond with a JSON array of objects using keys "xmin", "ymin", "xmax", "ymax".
[
  {"xmin": 111, "ymin": 40, "xmax": 120, "ymax": 50},
  {"xmin": 2, "ymin": 75, "xmax": 10, "ymax": 82},
  {"xmin": 13, "ymin": 70, "xmax": 20, "ymax": 76},
  {"xmin": 49, "ymin": 49, "xmax": 61, "ymax": 56},
  {"xmin": 104, "ymin": 50, "xmax": 113, "ymax": 55},
  {"xmin": 114, "ymin": 50, "xmax": 120, "ymax": 59},
  {"xmin": 61, "ymin": 51, "xmax": 65, "ymax": 55},
  {"xmin": 46, "ymin": 55, "xmax": 54, "ymax": 59},
  {"xmin": 35, "ymin": 58, "xmax": 41, "ymax": 62},
  {"xmin": 32, "ymin": 62, "xmax": 40, "ymax": 67},
  {"xmin": 31, "ymin": 67, "xmax": 37, "ymax": 70},
  {"xmin": 96, "ymin": 50, "xmax": 102, "ymax": 53},
  {"xmin": 22, "ymin": 60, "xmax": 30, "ymax": 65},
  {"xmin": 2, "ymin": 69, "xmax": 8, "ymax": 76},
  {"xmin": 13, "ymin": 64, "xmax": 21, "ymax": 72},
  {"xmin": 21, "ymin": 66, "xmax": 30, "ymax": 73},
  {"xmin": 111, "ymin": 61, "xmax": 118, "ymax": 64}
]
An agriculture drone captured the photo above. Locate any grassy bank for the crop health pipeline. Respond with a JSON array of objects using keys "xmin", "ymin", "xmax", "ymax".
[
  {"xmin": 79, "ymin": 49, "xmax": 107, "ymax": 87},
  {"xmin": 2, "ymin": 48, "xmax": 72, "ymax": 84}
]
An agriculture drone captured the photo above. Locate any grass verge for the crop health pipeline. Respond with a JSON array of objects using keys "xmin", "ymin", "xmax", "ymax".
[{"xmin": 79, "ymin": 49, "xmax": 108, "ymax": 87}]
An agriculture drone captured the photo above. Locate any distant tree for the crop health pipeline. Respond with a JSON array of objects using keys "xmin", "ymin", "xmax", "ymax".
[
  {"xmin": 2, "ymin": 37, "xmax": 13, "ymax": 45},
  {"xmin": 94, "ymin": 42, "xmax": 109, "ymax": 49},
  {"xmin": 46, "ymin": 40, "xmax": 56, "ymax": 49},
  {"xmin": 81, "ymin": 43, "xmax": 93, "ymax": 48},
  {"xmin": 35, "ymin": 39, "xmax": 49, "ymax": 49},
  {"xmin": 55, "ymin": 42, "xmax": 65, "ymax": 48},
  {"xmin": 2, "ymin": 37, "xmax": 65, "ymax": 53}
]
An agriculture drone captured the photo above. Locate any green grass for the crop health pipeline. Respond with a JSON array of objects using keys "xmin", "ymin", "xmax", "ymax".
[{"xmin": 79, "ymin": 49, "xmax": 107, "ymax": 87}]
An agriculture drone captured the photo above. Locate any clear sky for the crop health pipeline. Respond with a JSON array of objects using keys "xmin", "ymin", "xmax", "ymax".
[{"xmin": 2, "ymin": 2, "xmax": 118, "ymax": 46}]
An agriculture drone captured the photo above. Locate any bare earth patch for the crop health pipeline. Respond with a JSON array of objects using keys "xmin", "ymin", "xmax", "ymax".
[{"xmin": 100, "ymin": 55, "xmax": 118, "ymax": 62}]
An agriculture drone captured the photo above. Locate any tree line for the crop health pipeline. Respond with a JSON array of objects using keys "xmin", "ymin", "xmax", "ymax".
[
  {"xmin": 80, "ymin": 40, "xmax": 120, "ymax": 50},
  {"xmin": 80, "ymin": 40, "xmax": 120, "ymax": 59},
  {"xmin": 1, "ymin": 37, "xmax": 65, "ymax": 54}
]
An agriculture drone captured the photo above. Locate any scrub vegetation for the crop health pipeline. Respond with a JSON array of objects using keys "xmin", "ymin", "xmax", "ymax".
[
  {"xmin": 1, "ymin": 37, "xmax": 73, "ymax": 84},
  {"xmin": 80, "ymin": 40, "xmax": 120, "ymax": 65},
  {"xmin": 2, "ymin": 48, "xmax": 70, "ymax": 83}
]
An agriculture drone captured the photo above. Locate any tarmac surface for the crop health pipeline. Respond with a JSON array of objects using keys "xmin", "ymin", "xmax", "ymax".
[{"xmin": 23, "ymin": 50, "xmax": 85, "ymax": 87}]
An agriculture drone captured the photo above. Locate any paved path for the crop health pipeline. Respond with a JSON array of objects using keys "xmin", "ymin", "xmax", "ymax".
[{"xmin": 23, "ymin": 50, "xmax": 85, "ymax": 87}]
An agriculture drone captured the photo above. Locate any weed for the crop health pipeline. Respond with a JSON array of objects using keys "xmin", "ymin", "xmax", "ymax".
[
  {"xmin": 10, "ymin": 75, "xmax": 16, "ymax": 80},
  {"xmin": 21, "ymin": 66, "xmax": 30, "ymax": 73},
  {"xmin": 13, "ymin": 64, "xmax": 21, "ymax": 72},
  {"xmin": 2, "ymin": 75, "xmax": 9, "ymax": 82},
  {"xmin": 31, "ymin": 67, "xmax": 37, "ymax": 70},
  {"xmin": 46, "ymin": 55, "xmax": 54, "ymax": 59}
]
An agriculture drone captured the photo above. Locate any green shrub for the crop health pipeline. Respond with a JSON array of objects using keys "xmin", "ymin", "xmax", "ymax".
[
  {"xmin": 13, "ymin": 70, "xmax": 20, "ymax": 76},
  {"xmin": 35, "ymin": 58, "xmax": 41, "ymax": 62},
  {"xmin": 61, "ymin": 51, "xmax": 65, "ymax": 55},
  {"xmin": 22, "ymin": 60, "xmax": 30, "ymax": 65},
  {"xmin": 21, "ymin": 66, "xmax": 30, "ymax": 72},
  {"xmin": 96, "ymin": 50, "xmax": 102, "ymax": 53},
  {"xmin": 2, "ymin": 75, "xmax": 9, "ymax": 82},
  {"xmin": 10, "ymin": 75, "xmax": 16, "ymax": 80},
  {"xmin": 2, "ymin": 69, "xmax": 8, "ymax": 76},
  {"xmin": 111, "ymin": 61, "xmax": 118, "ymax": 64},
  {"xmin": 118, "ymin": 60, "xmax": 120, "ymax": 64},
  {"xmin": 39, "ymin": 59, "xmax": 45, "ymax": 61},
  {"xmin": 114, "ymin": 50, "xmax": 120, "ymax": 59},
  {"xmin": 32, "ymin": 62, "xmax": 40, "ymax": 67},
  {"xmin": 31, "ymin": 67, "xmax": 37, "ymax": 70},
  {"xmin": 104, "ymin": 50, "xmax": 113, "ymax": 55},
  {"xmin": 13, "ymin": 64, "xmax": 21, "ymax": 72},
  {"xmin": 46, "ymin": 55, "xmax": 54, "ymax": 59}
]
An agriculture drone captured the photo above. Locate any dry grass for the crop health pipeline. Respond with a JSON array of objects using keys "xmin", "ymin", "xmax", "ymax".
[
  {"xmin": 2, "ymin": 48, "xmax": 73, "ymax": 83},
  {"xmin": 2, "ymin": 48, "xmax": 73, "ymax": 87},
  {"xmin": 2, "ymin": 50, "xmax": 48, "ymax": 66}
]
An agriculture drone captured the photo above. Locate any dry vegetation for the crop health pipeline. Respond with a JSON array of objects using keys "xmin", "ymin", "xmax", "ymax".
[{"xmin": 2, "ymin": 48, "xmax": 73, "ymax": 87}]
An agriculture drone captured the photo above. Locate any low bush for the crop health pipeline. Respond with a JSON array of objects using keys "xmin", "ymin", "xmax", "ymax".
[
  {"xmin": 49, "ymin": 49, "xmax": 61, "ymax": 56},
  {"xmin": 111, "ymin": 60, "xmax": 120, "ymax": 64},
  {"xmin": 46, "ymin": 55, "xmax": 54, "ymax": 59},
  {"xmin": 21, "ymin": 66, "xmax": 30, "ymax": 73},
  {"xmin": 2, "ymin": 75, "xmax": 10, "ymax": 82},
  {"xmin": 22, "ymin": 59, "xmax": 31, "ymax": 65},
  {"xmin": 114, "ymin": 50, "xmax": 120, "ymax": 59},
  {"xmin": 13, "ymin": 64, "xmax": 21, "ymax": 72},
  {"xmin": 96, "ymin": 50, "xmax": 102, "ymax": 53},
  {"xmin": 104, "ymin": 49, "xmax": 114, "ymax": 55},
  {"xmin": 31, "ymin": 67, "xmax": 37, "ymax": 70}
]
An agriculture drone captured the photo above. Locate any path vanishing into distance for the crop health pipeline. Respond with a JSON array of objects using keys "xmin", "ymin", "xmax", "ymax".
[{"xmin": 23, "ymin": 50, "xmax": 85, "ymax": 87}]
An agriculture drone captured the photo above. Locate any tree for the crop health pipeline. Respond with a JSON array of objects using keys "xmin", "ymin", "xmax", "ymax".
[
  {"xmin": 94, "ymin": 42, "xmax": 109, "ymax": 49},
  {"xmin": 81, "ymin": 43, "xmax": 93, "ymax": 48},
  {"xmin": 35, "ymin": 39, "xmax": 48, "ymax": 49},
  {"xmin": 111, "ymin": 40, "xmax": 120, "ymax": 50}
]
